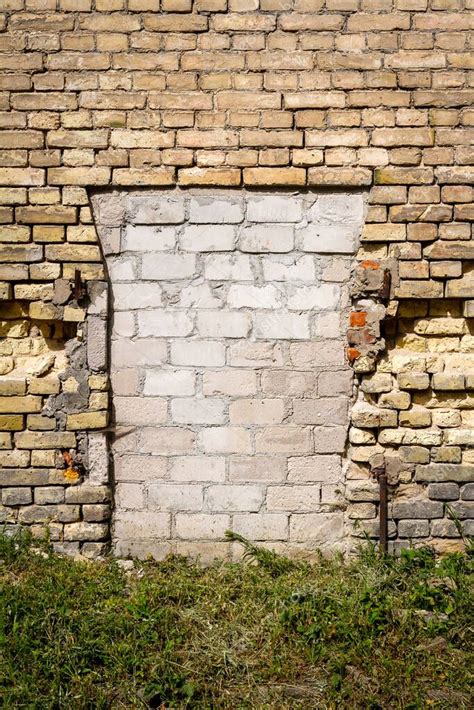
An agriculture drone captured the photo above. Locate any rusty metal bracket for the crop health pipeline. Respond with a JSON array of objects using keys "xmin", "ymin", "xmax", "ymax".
[
  {"xmin": 378, "ymin": 268, "xmax": 391, "ymax": 301},
  {"xmin": 71, "ymin": 268, "xmax": 85, "ymax": 301}
]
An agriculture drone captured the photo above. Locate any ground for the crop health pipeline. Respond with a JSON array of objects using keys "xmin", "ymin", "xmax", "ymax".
[{"xmin": 0, "ymin": 530, "xmax": 472, "ymax": 709}]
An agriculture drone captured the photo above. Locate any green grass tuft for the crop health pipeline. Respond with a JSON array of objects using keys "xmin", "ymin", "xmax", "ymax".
[{"xmin": 0, "ymin": 530, "xmax": 473, "ymax": 708}]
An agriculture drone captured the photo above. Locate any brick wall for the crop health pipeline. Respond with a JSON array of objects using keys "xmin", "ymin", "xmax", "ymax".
[{"xmin": 0, "ymin": 0, "xmax": 473, "ymax": 557}]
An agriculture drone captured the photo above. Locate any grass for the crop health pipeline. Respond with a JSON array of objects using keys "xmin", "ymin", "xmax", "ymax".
[{"xmin": 0, "ymin": 530, "xmax": 472, "ymax": 709}]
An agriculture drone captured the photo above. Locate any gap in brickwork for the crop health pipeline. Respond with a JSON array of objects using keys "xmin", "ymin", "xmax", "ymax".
[{"xmin": 90, "ymin": 188, "xmax": 368, "ymax": 561}]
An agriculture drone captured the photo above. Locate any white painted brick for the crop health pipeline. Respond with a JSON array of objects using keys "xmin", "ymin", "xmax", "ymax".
[
  {"xmin": 197, "ymin": 311, "xmax": 251, "ymax": 338},
  {"xmin": 114, "ymin": 397, "xmax": 167, "ymax": 426},
  {"xmin": 228, "ymin": 341, "xmax": 285, "ymax": 367},
  {"xmin": 233, "ymin": 513, "xmax": 289, "ymax": 540},
  {"xmin": 189, "ymin": 197, "xmax": 244, "ymax": 224},
  {"xmin": 313, "ymin": 426, "xmax": 347, "ymax": 453},
  {"xmin": 181, "ymin": 224, "xmax": 236, "ymax": 251},
  {"xmin": 123, "ymin": 225, "xmax": 175, "ymax": 252},
  {"xmin": 206, "ymin": 485, "xmax": 264, "ymax": 512},
  {"xmin": 229, "ymin": 398, "xmax": 285, "ymax": 425},
  {"xmin": 114, "ymin": 454, "xmax": 167, "ymax": 482},
  {"xmin": 169, "ymin": 456, "xmax": 226, "ymax": 482},
  {"xmin": 261, "ymin": 370, "xmax": 317, "ymax": 396},
  {"xmin": 108, "ymin": 256, "xmax": 137, "ymax": 281},
  {"xmin": 240, "ymin": 225, "xmax": 294, "ymax": 253},
  {"xmin": 204, "ymin": 253, "xmax": 253, "ymax": 280},
  {"xmin": 203, "ymin": 369, "xmax": 257, "ymax": 396},
  {"xmin": 111, "ymin": 338, "xmax": 167, "ymax": 368},
  {"xmin": 139, "ymin": 427, "xmax": 195, "ymax": 455},
  {"xmin": 112, "ymin": 312, "xmax": 135, "ymax": 338},
  {"xmin": 114, "ymin": 511, "xmax": 170, "ymax": 539},
  {"xmin": 142, "ymin": 253, "xmax": 196, "ymax": 280},
  {"xmin": 287, "ymin": 284, "xmax": 340, "ymax": 311},
  {"xmin": 177, "ymin": 283, "xmax": 222, "ymax": 308},
  {"xmin": 111, "ymin": 369, "xmax": 140, "ymax": 396},
  {"xmin": 138, "ymin": 310, "xmax": 194, "ymax": 337},
  {"xmin": 318, "ymin": 369, "xmax": 353, "ymax": 396},
  {"xmin": 254, "ymin": 312, "xmax": 310, "ymax": 340},
  {"xmin": 262, "ymin": 254, "xmax": 315, "ymax": 282},
  {"xmin": 227, "ymin": 284, "xmax": 282, "ymax": 309},
  {"xmin": 247, "ymin": 196, "xmax": 303, "ymax": 223},
  {"xmin": 144, "ymin": 369, "xmax": 195, "ymax": 396},
  {"xmin": 148, "ymin": 484, "xmax": 203, "ymax": 511},
  {"xmin": 314, "ymin": 312, "xmax": 341, "ymax": 338},
  {"xmin": 289, "ymin": 513, "xmax": 344, "ymax": 547},
  {"xmin": 95, "ymin": 188, "xmax": 360, "ymax": 555},
  {"xmin": 292, "ymin": 398, "xmax": 348, "ymax": 425},
  {"xmin": 170, "ymin": 340, "xmax": 225, "ymax": 367},
  {"xmin": 255, "ymin": 426, "xmax": 313, "ymax": 454},
  {"xmin": 309, "ymin": 193, "xmax": 365, "ymax": 225},
  {"xmin": 127, "ymin": 196, "xmax": 185, "ymax": 224},
  {"xmin": 171, "ymin": 398, "xmax": 226, "ymax": 424},
  {"xmin": 199, "ymin": 427, "xmax": 252, "ymax": 454},
  {"xmin": 287, "ymin": 455, "xmax": 342, "ymax": 483},
  {"xmin": 290, "ymin": 340, "xmax": 345, "ymax": 367},
  {"xmin": 175, "ymin": 513, "xmax": 230, "ymax": 539},
  {"xmin": 113, "ymin": 282, "xmax": 163, "ymax": 310},
  {"xmin": 229, "ymin": 456, "xmax": 287, "ymax": 482},
  {"xmin": 266, "ymin": 485, "xmax": 321, "ymax": 512},
  {"xmin": 299, "ymin": 224, "xmax": 359, "ymax": 254},
  {"xmin": 115, "ymin": 483, "xmax": 145, "ymax": 510}
]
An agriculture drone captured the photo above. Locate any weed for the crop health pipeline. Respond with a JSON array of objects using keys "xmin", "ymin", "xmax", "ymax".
[{"xmin": 0, "ymin": 531, "xmax": 472, "ymax": 709}]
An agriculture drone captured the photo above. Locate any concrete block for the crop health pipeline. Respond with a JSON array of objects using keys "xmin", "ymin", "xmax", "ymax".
[
  {"xmin": 240, "ymin": 224, "xmax": 294, "ymax": 253},
  {"xmin": 169, "ymin": 456, "xmax": 226, "ymax": 482},
  {"xmin": 205, "ymin": 484, "xmax": 264, "ymax": 512},
  {"xmin": 189, "ymin": 196, "xmax": 244, "ymax": 224},
  {"xmin": 123, "ymin": 225, "xmax": 176, "ymax": 252},
  {"xmin": 143, "ymin": 369, "xmax": 195, "ymax": 396},
  {"xmin": 233, "ymin": 513, "xmax": 289, "ymax": 541},
  {"xmin": 175, "ymin": 513, "xmax": 230, "ymax": 540},
  {"xmin": 227, "ymin": 284, "xmax": 282, "ymax": 309},
  {"xmin": 181, "ymin": 224, "xmax": 235, "ymax": 251},
  {"xmin": 171, "ymin": 397, "xmax": 226, "ymax": 424},
  {"xmin": 148, "ymin": 484, "xmax": 203, "ymax": 511},
  {"xmin": 254, "ymin": 312, "xmax": 310, "ymax": 340},
  {"xmin": 127, "ymin": 195, "xmax": 185, "ymax": 224},
  {"xmin": 203, "ymin": 253, "xmax": 253, "ymax": 280},
  {"xmin": 139, "ymin": 427, "xmax": 195, "ymax": 455},
  {"xmin": 114, "ymin": 455, "xmax": 167, "ymax": 482},
  {"xmin": 114, "ymin": 397, "xmax": 167, "ymax": 426},
  {"xmin": 170, "ymin": 340, "xmax": 225, "ymax": 367},
  {"xmin": 141, "ymin": 253, "xmax": 196, "ymax": 279},
  {"xmin": 197, "ymin": 311, "xmax": 251, "ymax": 338},
  {"xmin": 137, "ymin": 310, "xmax": 194, "ymax": 337},
  {"xmin": 287, "ymin": 455, "xmax": 342, "ymax": 483},
  {"xmin": 199, "ymin": 427, "xmax": 252, "ymax": 454},
  {"xmin": 111, "ymin": 338, "xmax": 167, "ymax": 368},
  {"xmin": 228, "ymin": 456, "xmax": 287, "ymax": 482},
  {"xmin": 247, "ymin": 195, "xmax": 303, "ymax": 223}
]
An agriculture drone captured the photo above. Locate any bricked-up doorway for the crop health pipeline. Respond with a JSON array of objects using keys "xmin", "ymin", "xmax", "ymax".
[{"xmin": 91, "ymin": 189, "xmax": 367, "ymax": 560}]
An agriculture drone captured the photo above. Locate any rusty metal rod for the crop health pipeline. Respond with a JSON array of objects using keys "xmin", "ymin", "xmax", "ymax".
[{"xmin": 379, "ymin": 471, "xmax": 388, "ymax": 554}]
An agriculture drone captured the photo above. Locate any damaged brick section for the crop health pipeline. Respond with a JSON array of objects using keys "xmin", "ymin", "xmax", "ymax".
[{"xmin": 0, "ymin": 267, "xmax": 111, "ymax": 557}]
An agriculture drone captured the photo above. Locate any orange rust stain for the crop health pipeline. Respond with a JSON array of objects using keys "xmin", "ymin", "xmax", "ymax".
[{"xmin": 360, "ymin": 260, "xmax": 380, "ymax": 270}]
